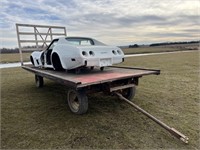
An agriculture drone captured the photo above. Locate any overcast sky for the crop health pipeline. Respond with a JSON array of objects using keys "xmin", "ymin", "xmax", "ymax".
[{"xmin": 0, "ymin": 0, "xmax": 199, "ymax": 48}]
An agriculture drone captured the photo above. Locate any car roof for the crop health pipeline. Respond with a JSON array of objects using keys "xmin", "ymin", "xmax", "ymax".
[
  {"xmin": 56, "ymin": 36, "xmax": 107, "ymax": 46},
  {"xmin": 58, "ymin": 36, "xmax": 93, "ymax": 39}
]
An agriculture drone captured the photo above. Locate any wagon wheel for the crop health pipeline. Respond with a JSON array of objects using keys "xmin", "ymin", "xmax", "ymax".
[
  {"xmin": 67, "ymin": 89, "xmax": 88, "ymax": 114},
  {"xmin": 35, "ymin": 75, "xmax": 44, "ymax": 88},
  {"xmin": 121, "ymin": 86, "xmax": 136, "ymax": 101}
]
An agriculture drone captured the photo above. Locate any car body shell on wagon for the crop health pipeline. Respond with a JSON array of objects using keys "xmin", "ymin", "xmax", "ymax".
[{"xmin": 30, "ymin": 37, "xmax": 124, "ymax": 71}]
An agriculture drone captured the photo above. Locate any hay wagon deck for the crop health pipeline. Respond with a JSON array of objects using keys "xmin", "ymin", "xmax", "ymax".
[
  {"xmin": 22, "ymin": 65, "xmax": 160, "ymax": 89},
  {"xmin": 22, "ymin": 65, "xmax": 160, "ymax": 114}
]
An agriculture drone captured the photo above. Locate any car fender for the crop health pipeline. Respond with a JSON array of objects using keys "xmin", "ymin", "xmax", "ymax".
[
  {"xmin": 30, "ymin": 51, "xmax": 43, "ymax": 67},
  {"xmin": 52, "ymin": 44, "xmax": 83, "ymax": 69}
]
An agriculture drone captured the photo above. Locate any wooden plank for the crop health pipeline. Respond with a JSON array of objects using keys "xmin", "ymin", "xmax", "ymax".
[
  {"xmin": 16, "ymin": 23, "xmax": 66, "ymax": 29},
  {"xmin": 19, "ymin": 40, "xmax": 52, "ymax": 43},
  {"xmin": 16, "ymin": 24, "xmax": 23, "ymax": 65},
  {"xmin": 18, "ymin": 32, "xmax": 66, "ymax": 35}
]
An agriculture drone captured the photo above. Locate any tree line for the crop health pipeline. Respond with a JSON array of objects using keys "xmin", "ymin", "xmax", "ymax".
[
  {"xmin": 0, "ymin": 45, "xmax": 44, "ymax": 53},
  {"xmin": 149, "ymin": 41, "xmax": 199, "ymax": 47},
  {"xmin": 128, "ymin": 40, "xmax": 199, "ymax": 48},
  {"xmin": 0, "ymin": 48, "xmax": 19, "ymax": 53}
]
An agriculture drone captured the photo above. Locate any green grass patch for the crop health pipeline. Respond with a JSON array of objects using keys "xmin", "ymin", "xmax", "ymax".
[{"xmin": 1, "ymin": 51, "xmax": 199, "ymax": 149}]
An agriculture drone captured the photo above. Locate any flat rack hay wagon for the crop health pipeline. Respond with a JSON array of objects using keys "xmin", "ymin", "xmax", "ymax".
[{"xmin": 16, "ymin": 23, "xmax": 188, "ymax": 144}]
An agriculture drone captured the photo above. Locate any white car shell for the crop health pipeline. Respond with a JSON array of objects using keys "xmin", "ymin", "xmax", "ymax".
[{"xmin": 30, "ymin": 37, "xmax": 124, "ymax": 71}]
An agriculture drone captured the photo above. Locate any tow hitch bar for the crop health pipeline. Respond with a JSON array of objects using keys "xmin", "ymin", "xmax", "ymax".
[{"xmin": 115, "ymin": 92, "xmax": 189, "ymax": 144}]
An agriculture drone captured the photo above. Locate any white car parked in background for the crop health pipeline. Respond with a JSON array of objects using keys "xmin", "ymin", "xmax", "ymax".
[{"xmin": 30, "ymin": 37, "xmax": 124, "ymax": 72}]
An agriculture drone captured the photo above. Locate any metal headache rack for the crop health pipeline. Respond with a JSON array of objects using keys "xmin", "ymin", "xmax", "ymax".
[{"xmin": 16, "ymin": 23, "xmax": 66, "ymax": 65}]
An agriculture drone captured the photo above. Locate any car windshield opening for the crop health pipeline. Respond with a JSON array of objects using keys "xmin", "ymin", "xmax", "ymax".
[{"xmin": 65, "ymin": 38, "xmax": 94, "ymax": 46}]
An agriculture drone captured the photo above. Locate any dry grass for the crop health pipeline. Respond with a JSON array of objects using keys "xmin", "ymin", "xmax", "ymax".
[
  {"xmin": 1, "ymin": 51, "xmax": 199, "ymax": 149},
  {"xmin": 0, "ymin": 53, "xmax": 31, "ymax": 63},
  {"xmin": 122, "ymin": 43, "xmax": 199, "ymax": 54}
]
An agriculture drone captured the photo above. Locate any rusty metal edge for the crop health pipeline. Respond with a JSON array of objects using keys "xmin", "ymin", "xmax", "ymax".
[
  {"xmin": 22, "ymin": 65, "xmax": 81, "ymax": 89},
  {"xmin": 22, "ymin": 65, "xmax": 160, "ymax": 89},
  {"xmin": 110, "ymin": 66, "xmax": 161, "ymax": 75}
]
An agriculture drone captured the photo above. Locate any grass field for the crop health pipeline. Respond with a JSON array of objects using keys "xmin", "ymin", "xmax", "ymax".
[
  {"xmin": 0, "ymin": 53, "xmax": 31, "ymax": 63},
  {"xmin": 122, "ymin": 43, "xmax": 199, "ymax": 54},
  {"xmin": 1, "ymin": 51, "xmax": 199, "ymax": 149},
  {"xmin": 123, "ymin": 46, "xmax": 180, "ymax": 54}
]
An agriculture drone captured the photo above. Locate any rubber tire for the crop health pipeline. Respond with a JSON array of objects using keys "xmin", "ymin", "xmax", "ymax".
[
  {"xmin": 122, "ymin": 86, "xmax": 136, "ymax": 101},
  {"xmin": 52, "ymin": 53, "xmax": 63, "ymax": 71},
  {"xmin": 67, "ymin": 89, "xmax": 88, "ymax": 115},
  {"xmin": 35, "ymin": 75, "xmax": 44, "ymax": 88}
]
